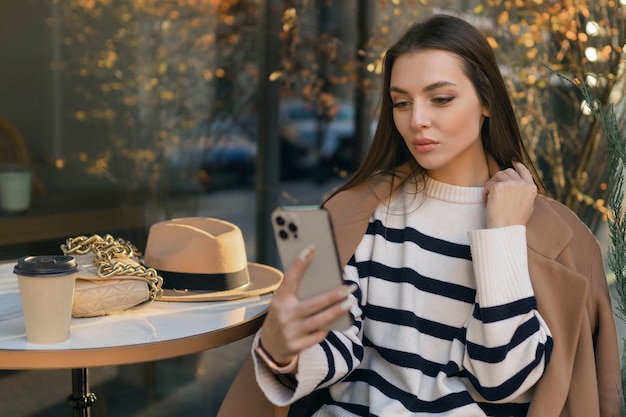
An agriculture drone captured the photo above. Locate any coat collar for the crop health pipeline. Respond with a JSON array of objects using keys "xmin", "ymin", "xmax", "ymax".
[{"xmin": 527, "ymin": 196, "xmax": 573, "ymax": 260}]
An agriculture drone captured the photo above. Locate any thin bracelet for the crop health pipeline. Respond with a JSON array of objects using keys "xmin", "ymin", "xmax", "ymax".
[{"xmin": 254, "ymin": 337, "xmax": 298, "ymax": 374}]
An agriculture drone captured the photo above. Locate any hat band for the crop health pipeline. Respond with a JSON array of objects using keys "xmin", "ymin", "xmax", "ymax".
[{"xmin": 158, "ymin": 268, "xmax": 250, "ymax": 291}]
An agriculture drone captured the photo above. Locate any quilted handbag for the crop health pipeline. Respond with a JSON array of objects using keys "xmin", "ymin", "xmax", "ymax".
[{"xmin": 61, "ymin": 234, "xmax": 163, "ymax": 318}]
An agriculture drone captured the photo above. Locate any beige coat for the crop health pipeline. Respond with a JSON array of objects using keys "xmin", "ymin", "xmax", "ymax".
[{"xmin": 218, "ymin": 168, "xmax": 622, "ymax": 417}]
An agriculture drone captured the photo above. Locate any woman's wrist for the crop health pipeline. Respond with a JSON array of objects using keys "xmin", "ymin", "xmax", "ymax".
[{"xmin": 253, "ymin": 336, "xmax": 299, "ymax": 374}]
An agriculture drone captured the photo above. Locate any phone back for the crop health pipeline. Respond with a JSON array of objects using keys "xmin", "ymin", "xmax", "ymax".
[{"xmin": 271, "ymin": 206, "xmax": 352, "ymax": 330}]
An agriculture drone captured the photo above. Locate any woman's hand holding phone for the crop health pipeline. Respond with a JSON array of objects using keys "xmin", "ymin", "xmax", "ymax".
[{"xmin": 259, "ymin": 246, "xmax": 358, "ymax": 367}]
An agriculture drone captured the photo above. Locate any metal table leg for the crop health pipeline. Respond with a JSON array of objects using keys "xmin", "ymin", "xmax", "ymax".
[{"xmin": 66, "ymin": 368, "xmax": 97, "ymax": 417}]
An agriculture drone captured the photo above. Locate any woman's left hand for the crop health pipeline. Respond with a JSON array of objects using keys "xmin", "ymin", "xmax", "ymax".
[{"xmin": 482, "ymin": 161, "xmax": 537, "ymax": 228}]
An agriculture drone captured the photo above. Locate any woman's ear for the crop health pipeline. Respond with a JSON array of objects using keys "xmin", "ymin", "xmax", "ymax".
[{"xmin": 482, "ymin": 105, "xmax": 490, "ymax": 117}]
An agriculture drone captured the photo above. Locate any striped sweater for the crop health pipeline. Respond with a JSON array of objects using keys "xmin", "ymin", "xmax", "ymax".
[{"xmin": 254, "ymin": 177, "xmax": 553, "ymax": 416}]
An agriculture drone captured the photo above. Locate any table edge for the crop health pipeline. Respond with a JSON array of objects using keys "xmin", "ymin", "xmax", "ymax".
[{"xmin": 0, "ymin": 311, "xmax": 266, "ymax": 370}]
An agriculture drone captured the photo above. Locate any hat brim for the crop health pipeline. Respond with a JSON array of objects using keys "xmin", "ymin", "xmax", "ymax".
[{"xmin": 156, "ymin": 262, "xmax": 283, "ymax": 302}]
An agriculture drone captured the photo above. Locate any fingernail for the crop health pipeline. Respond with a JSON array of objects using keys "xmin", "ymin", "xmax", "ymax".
[
  {"xmin": 299, "ymin": 244, "xmax": 315, "ymax": 260},
  {"xmin": 340, "ymin": 297, "xmax": 357, "ymax": 311},
  {"xmin": 340, "ymin": 283, "xmax": 358, "ymax": 296}
]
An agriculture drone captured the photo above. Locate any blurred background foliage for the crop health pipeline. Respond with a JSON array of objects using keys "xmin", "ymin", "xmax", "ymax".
[
  {"xmin": 47, "ymin": 0, "xmax": 626, "ymax": 233},
  {"xmin": 476, "ymin": 0, "xmax": 626, "ymax": 233}
]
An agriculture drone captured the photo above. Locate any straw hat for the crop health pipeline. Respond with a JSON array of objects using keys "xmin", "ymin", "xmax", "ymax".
[{"xmin": 143, "ymin": 217, "xmax": 282, "ymax": 301}]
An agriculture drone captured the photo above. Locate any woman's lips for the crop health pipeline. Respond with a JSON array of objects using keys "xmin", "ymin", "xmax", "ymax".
[{"xmin": 412, "ymin": 139, "xmax": 438, "ymax": 153}]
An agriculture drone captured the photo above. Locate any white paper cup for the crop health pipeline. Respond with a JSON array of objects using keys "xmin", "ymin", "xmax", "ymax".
[{"xmin": 14, "ymin": 256, "xmax": 78, "ymax": 344}]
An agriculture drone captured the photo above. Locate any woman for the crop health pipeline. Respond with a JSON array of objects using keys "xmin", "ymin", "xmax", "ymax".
[{"xmin": 219, "ymin": 14, "xmax": 621, "ymax": 417}]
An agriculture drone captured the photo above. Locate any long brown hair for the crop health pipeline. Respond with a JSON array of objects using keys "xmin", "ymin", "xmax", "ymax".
[{"xmin": 326, "ymin": 14, "xmax": 545, "ymax": 201}]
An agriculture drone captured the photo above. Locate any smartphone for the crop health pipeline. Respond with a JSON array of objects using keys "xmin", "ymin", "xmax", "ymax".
[{"xmin": 271, "ymin": 205, "xmax": 354, "ymax": 330}]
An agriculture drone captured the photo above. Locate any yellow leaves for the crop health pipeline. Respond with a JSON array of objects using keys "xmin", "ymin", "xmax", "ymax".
[
  {"xmin": 526, "ymin": 48, "xmax": 538, "ymax": 59},
  {"xmin": 565, "ymin": 30, "xmax": 577, "ymax": 41},
  {"xmin": 123, "ymin": 96, "xmax": 138, "ymax": 106},
  {"xmin": 143, "ymin": 78, "xmax": 159, "ymax": 91},
  {"xmin": 571, "ymin": 188, "xmax": 606, "ymax": 214},
  {"xmin": 95, "ymin": 108, "xmax": 116, "ymax": 121},
  {"xmin": 474, "ymin": 4, "xmax": 485, "ymax": 14},
  {"xmin": 201, "ymin": 34, "xmax": 215, "ymax": 45},
  {"xmin": 283, "ymin": 7, "xmax": 297, "ymax": 20},
  {"xmin": 486, "ymin": 36, "xmax": 499, "ymax": 49},
  {"xmin": 521, "ymin": 33, "xmax": 535, "ymax": 48},
  {"xmin": 78, "ymin": 0, "xmax": 96, "ymax": 10},
  {"xmin": 509, "ymin": 24, "xmax": 521, "ymax": 36},
  {"xmin": 269, "ymin": 71, "xmax": 283, "ymax": 81},
  {"xmin": 121, "ymin": 148, "xmax": 156, "ymax": 163},
  {"xmin": 601, "ymin": 44, "xmax": 614, "ymax": 58},
  {"xmin": 99, "ymin": 82, "xmax": 122, "ymax": 93},
  {"xmin": 160, "ymin": 90, "xmax": 175, "ymax": 101},
  {"xmin": 367, "ymin": 59, "xmax": 383, "ymax": 75},
  {"xmin": 158, "ymin": 62, "xmax": 167, "ymax": 75},
  {"xmin": 97, "ymin": 51, "xmax": 118, "ymax": 70},
  {"xmin": 282, "ymin": 7, "xmax": 297, "ymax": 32},
  {"xmin": 585, "ymin": 45, "xmax": 614, "ymax": 62},
  {"xmin": 498, "ymin": 11, "xmax": 509, "ymax": 26},
  {"xmin": 86, "ymin": 152, "xmax": 112, "ymax": 178},
  {"xmin": 520, "ymin": 116, "xmax": 530, "ymax": 127}
]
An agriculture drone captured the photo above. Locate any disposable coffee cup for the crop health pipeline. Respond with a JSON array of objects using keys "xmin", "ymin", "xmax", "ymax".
[{"xmin": 14, "ymin": 255, "xmax": 78, "ymax": 344}]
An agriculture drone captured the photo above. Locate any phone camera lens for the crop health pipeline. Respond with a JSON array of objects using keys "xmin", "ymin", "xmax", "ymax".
[
  {"xmin": 278, "ymin": 229, "xmax": 289, "ymax": 240},
  {"xmin": 288, "ymin": 222, "xmax": 298, "ymax": 233},
  {"xmin": 275, "ymin": 216, "xmax": 285, "ymax": 226}
]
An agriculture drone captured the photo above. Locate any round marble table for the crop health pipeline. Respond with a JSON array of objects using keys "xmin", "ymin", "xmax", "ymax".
[{"xmin": 0, "ymin": 261, "xmax": 274, "ymax": 416}]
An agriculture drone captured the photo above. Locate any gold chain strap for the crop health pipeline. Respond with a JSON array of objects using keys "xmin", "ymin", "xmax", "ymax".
[{"xmin": 62, "ymin": 234, "xmax": 163, "ymax": 301}]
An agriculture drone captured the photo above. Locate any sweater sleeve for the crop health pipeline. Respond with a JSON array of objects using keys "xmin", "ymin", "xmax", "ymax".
[
  {"xmin": 253, "ymin": 260, "xmax": 365, "ymax": 407},
  {"xmin": 464, "ymin": 225, "xmax": 552, "ymax": 402}
]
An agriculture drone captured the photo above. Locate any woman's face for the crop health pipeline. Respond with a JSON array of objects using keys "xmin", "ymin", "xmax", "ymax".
[{"xmin": 390, "ymin": 49, "xmax": 490, "ymax": 186}]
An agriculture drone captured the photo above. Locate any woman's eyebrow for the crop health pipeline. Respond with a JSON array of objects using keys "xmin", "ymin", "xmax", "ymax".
[
  {"xmin": 390, "ymin": 81, "xmax": 457, "ymax": 94},
  {"xmin": 423, "ymin": 81, "xmax": 456, "ymax": 92}
]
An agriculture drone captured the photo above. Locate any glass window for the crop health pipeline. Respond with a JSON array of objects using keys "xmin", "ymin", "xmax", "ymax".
[{"xmin": 0, "ymin": 2, "xmax": 375, "ymax": 415}]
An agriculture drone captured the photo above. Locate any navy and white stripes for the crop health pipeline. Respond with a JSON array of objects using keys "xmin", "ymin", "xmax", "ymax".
[{"xmin": 254, "ymin": 177, "xmax": 552, "ymax": 416}]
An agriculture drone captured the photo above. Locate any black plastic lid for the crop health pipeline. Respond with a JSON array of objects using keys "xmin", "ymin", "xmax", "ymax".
[{"xmin": 13, "ymin": 255, "xmax": 78, "ymax": 277}]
